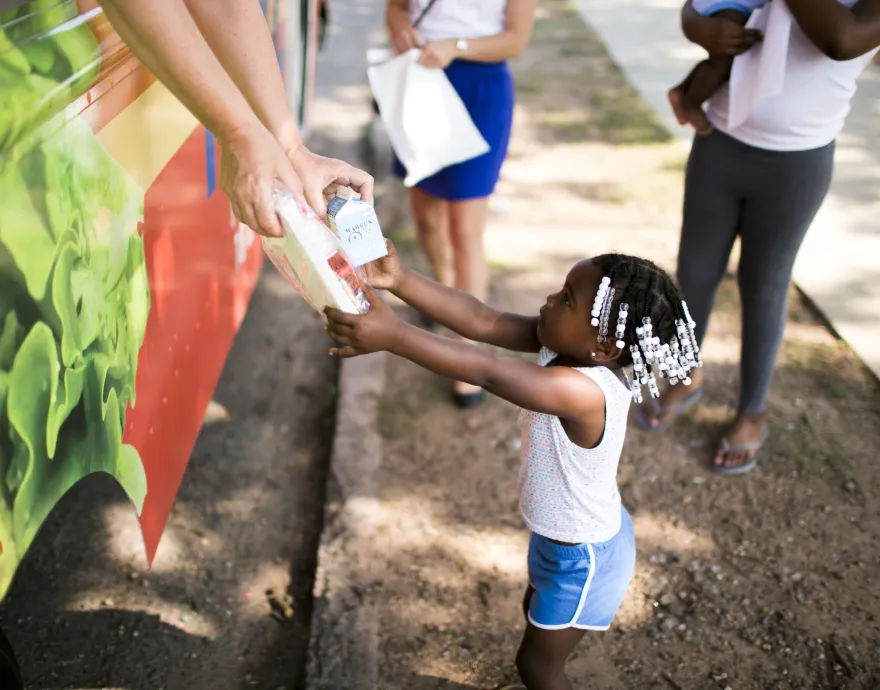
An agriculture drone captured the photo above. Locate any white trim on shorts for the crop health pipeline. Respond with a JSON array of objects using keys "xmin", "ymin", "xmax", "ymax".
[{"xmin": 527, "ymin": 544, "xmax": 598, "ymax": 631}]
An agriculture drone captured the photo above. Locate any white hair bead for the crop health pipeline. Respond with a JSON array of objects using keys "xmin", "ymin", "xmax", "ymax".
[
  {"xmin": 615, "ymin": 339, "xmax": 625, "ymax": 349},
  {"xmin": 591, "ymin": 318, "xmax": 599, "ymax": 327}
]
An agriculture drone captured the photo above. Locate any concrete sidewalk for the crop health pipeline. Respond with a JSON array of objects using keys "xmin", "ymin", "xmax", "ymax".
[{"xmin": 575, "ymin": 0, "xmax": 880, "ymax": 380}]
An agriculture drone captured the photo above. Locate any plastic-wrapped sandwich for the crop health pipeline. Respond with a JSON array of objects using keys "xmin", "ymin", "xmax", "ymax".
[{"xmin": 261, "ymin": 183, "xmax": 370, "ymax": 314}]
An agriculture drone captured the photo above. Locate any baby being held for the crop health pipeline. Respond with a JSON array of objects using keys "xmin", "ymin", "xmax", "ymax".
[{"xmin": 669, "ymin": 0, "xmax": 767, "ymax": 134}]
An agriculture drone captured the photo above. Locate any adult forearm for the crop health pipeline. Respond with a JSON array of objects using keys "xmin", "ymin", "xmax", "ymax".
[
  {"xmin": 387, "ymin": 2, "xmax": 411, "ymax": 33},
  {"xmin": 461, "ymin": 30, "xmax": 530, "ymax": 62},
  {"xmin": 183, "ymin": 0, "xmax": 303, "ymax": 152},
  {"xmin": 786, "ymin": 0, "xmax": 880, "ymax": 60},
  {"xmin": 99, "ymin": 0, "xmax": 263, "ymax": 145}
]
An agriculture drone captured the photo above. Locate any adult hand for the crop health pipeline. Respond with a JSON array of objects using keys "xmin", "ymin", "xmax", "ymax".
[
  {"xmin": 699, "ymin": 16, "xmax": 762, "ymax": 56},
  {"xmin": 418, "ymin": 39, "xmax": 458, "ymax": 68},
  {"xmin": 360, "ymin": 240, "xmax": 403, "ymax": 291},
  {"xmin": 288, "ymin": 145, "xmax": 375, "ymax": 218},
  {"xmin": 391, "ymin": 24, "xmax": 423, "ymax": 54},
  {"xmin": 324, "ymin": 286, "xmax": 404, "ymax": 357},
  {"xmin": 219, "ymin": 123, "xmax": 303, "ymax": 237}
]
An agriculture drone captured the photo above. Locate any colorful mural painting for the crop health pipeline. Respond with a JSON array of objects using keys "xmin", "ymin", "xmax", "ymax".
[{"xmin": 0, "ymin": 0, "xmax": 318, "ymax": 604}]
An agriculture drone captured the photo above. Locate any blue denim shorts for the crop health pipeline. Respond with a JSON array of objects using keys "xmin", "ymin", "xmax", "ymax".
[{"xmin": 527, "ymin": 508, "xmax": 636, "ymax": 631}]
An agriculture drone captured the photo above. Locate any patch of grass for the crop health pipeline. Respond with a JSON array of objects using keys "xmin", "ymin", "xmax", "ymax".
[
  {"xmin": 487, "ymin": 257, "xmax": 514, "ymax": 271},
  {"xmin": 790, "ymin": 416, "xmax": 851, "ymax": 479},
  {"xmin": 590, "ymin": 91, "xmax": 672, "ymax": 145},
  {"xmin": 385, "ymin": 225, "xmax": 419, "ymax": 251},
  {"xmin": 513, "ymin": 0, "xmax": 672, "ymax": 146}
]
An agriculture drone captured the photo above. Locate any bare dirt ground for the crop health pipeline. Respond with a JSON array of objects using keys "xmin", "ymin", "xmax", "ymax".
[
  {"xmin": 0, "ymin": 265, "xmax": 336, "ymax": 690},
  {"xmin": 369, "ymin": 1, "xmax": 880, "ymax": 688}
]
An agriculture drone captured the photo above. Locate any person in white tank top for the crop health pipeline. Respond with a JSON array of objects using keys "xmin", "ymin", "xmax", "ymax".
[
  {"xmin": 641, "ymin": 0, "xmax": 880, "ymax": 476},
  {"xmin": 324, "ymin": 241, "xmax": 702, "ymax": 689}
]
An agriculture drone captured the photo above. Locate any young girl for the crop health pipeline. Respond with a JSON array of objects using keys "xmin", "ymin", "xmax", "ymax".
[{"xmin": 324, "ymin": 242, "xmax": 701, "ymax": 690}]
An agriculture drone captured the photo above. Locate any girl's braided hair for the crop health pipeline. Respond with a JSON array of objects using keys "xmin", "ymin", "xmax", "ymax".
[{"xmin": 593, "ymin": 253, "xmax": 701, "ymax": 400}]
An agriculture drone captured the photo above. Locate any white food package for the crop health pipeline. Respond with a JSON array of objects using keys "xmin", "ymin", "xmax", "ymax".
[
  {"xmin": 261, "ymin": 183, "xmax": 369, "ymax": 315},
  {"xmin": 367, "ymin": 49, "xmax": 490, "ymax": 187}
]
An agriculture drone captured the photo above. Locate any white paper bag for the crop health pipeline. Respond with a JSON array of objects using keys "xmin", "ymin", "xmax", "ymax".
[
  {"xmin": 367, "ymin": 49, "xmax": 490, "ymax": 187},
  {"xmin": 728, "ymin": 0, "xmax": 793, "ymax": 129}
]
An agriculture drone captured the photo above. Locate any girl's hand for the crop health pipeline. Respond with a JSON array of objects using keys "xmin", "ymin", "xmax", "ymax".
[
  {"xmin": 418, "ymin": 39, "xmax": 458, "ymax": 68},
  {"xmin": 360, "ymin": 240, "xmax": 403, "ymax": 291},
  {"xmin": 324, "ymin": 286, "xmax": 405, "ymax": 357},
  {"xmin": 697, "ymin": 16, "xmax": 762, "ymax": 56},
  {"xmin": 392, "ymin": 25, "xmax": 423, "ymax": 54}
]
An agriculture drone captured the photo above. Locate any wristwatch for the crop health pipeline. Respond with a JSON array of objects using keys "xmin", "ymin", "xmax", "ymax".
[{"xmin": 456, "ymin": 38, "xmax": 469, "ymax": 55}]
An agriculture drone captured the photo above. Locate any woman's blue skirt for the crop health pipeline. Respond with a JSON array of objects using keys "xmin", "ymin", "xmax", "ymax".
[{"xmin": 392, "ymin": 59, "xmax": 515, "ymax": 202}]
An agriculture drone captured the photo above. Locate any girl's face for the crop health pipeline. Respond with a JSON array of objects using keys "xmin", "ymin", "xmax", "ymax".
[{"xmin": 537, "ymin": 260, "xmax": 604, "ymax": 361}]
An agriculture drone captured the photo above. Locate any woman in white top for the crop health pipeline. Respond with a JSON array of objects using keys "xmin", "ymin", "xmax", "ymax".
[
  {"xmin": 385, "ymin": 0, "xmax": 537, "ymax": 409},
  {"xmin": 640, "ymin": 0, "xmax": 880, "ymax": 475}
]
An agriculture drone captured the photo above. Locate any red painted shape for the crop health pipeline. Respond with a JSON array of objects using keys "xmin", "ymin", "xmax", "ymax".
[{"xmin": 122, "ymin": 127, "xmax": 263, "ymax": 564}]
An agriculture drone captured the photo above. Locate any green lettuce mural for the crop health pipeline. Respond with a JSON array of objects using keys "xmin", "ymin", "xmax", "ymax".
[{"xmin": 0, "ymin": 0, "xmax": 150, "ymax": 597}]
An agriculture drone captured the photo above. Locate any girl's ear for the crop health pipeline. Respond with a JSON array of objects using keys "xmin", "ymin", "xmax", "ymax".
[{"xmin": 591, "ymin": 338, "xmax": 622, "ymax": 364}]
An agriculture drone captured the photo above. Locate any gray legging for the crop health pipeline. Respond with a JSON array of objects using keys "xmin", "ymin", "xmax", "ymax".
[{"xmin": 677, "ymin": 129, "xmax": 835, "ymax": 415}]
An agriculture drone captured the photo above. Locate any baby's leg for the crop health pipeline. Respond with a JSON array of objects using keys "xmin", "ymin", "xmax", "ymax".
[
  {"xmin": 515, "ymin": 623, "xmax": 586, "ymax": 690},
  {"xmin": 669, "ymin": 9, "xmax": 749, "ymax": 133}
]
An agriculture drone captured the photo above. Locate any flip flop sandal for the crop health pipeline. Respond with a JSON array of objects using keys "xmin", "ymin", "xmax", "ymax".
[
  {"xmin": 634, "ymin": 387, "xmax": 703, "ymax": 433},
  {"xmin": 713, "ymin": 427, "xmax": 769, "ymax": 476}
]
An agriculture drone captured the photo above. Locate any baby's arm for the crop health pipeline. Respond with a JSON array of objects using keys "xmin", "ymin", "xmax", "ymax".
[
  {"xmin": 681, "ymin": 0, "xmax": 761, "ymax": 56},
  {"xmin": 391, "ymin": 268, "xmax": 541, "ymax": 353}
]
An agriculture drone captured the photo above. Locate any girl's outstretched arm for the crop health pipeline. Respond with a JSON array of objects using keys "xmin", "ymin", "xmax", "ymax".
[
  {"xmin": 325, "ymin": 288, "xmax": 601, "ymax": 418},
  {"xmin": 362, "ymin": 242, "xmax": 541, "ymax": 353}
]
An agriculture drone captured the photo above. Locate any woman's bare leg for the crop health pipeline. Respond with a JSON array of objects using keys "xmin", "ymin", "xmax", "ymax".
[
  {"xmin": 448, "ymin": 196, "xmax": 490, "ymax": 398},
  {"xmin": 410, "ymin": 187, "xmax": 452, "ymax": 285}
]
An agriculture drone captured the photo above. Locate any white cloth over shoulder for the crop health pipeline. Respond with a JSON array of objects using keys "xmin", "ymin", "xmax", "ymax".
[
  {"xmin": 727, "ymin": 0, "xmax": 793, "ymax": 130},
  {"xmin": 367, "ymin": 49, "xmax": 490, "ymax": 187}
]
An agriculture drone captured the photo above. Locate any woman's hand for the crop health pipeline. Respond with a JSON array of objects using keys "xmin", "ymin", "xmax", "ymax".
[
  {"xmin": 219, "ymin": 123, "xmax": 305, "ymax": 237},
  {"xmin": 361, "ymin": 240, "xmax": 403, "ymax": 291},
  {"xmin": 288, "ymin": 145, "xmax": 375, "ymax": 218},
  {"xmin": 325, "ymin": 286, "xmax": 405, "ymax": 357},
  {"xmin": 694, "ymin": 15, "xmax": 762, "ymax": 56},
  {"xmin": 418, "ymin": 39, "xmax": 459, "ymax": 68},
  {"xmin": 392, "ymin": 24, "xmax": 423, "ymax": 53}
]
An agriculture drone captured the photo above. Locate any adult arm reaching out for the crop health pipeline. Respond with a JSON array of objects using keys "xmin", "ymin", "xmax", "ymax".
[
  {"xmin": 98, "ymin": 0, "xmax": 373, "ymax": 235},
  {"xmin": 181, "ymin": 0, "xmax": 374, "ymax": 214}
]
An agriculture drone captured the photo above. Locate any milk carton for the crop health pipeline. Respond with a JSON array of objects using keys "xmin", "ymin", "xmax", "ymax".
[{"xmin": 326, "ymin": 192, "xmax": 388, "ymax": 268}]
